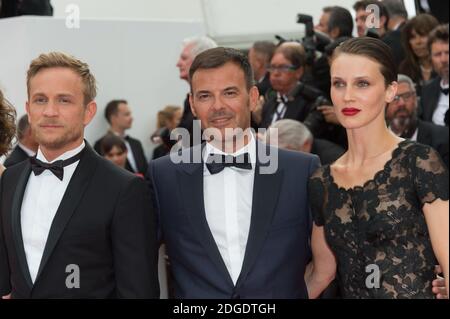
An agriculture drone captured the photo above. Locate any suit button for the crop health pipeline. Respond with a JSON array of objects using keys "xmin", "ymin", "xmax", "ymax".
[{"xmin": 232, "ymin": 293, "xmax": 240, "ymax": 299}]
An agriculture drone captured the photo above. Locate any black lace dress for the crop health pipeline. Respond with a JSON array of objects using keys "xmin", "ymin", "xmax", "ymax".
[{"xmin": 308, "ymin": 140, "xmax": 449, "ymax": 298}]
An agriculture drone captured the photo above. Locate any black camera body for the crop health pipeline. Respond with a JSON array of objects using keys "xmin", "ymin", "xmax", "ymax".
[{"xmin": 296, "ymin": 13, "xmax": 331, "ymax": 66}]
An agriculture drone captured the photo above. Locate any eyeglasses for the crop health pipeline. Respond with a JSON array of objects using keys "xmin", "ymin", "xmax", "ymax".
[
  {"xmin": 267, "ymin": 64, "xmax": 299, "ymax": 73},
  {"xmin": 392, "ymin": 91, "xmax": 415, "ymax": 103}
]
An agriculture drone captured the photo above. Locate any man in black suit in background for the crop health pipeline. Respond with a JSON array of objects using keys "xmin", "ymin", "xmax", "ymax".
[
  {"xmin": 419, "ymin": 24, "xmax": 449, "ymax": 126},
  {"xmin": 387, "ymin": 74, "xmax": 449, "ymax": 167},
  {"xmin": 94, "ymin": 100, "xmax": 148, "ymax": 175},
  {"xmin": 382, "ymin": 0, "xmax": 408, "ymax": 66},
  {"xmin": 4, "ymin": 115, "xmax": 38, "ymax": 168},
  {"xmin": 0, "ymin": 52, "xmax": 159, "ymax": 298}
]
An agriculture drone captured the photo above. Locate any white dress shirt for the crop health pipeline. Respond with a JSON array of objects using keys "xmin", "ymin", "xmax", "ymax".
[
  {"xmin": 21, "ymin": 141, "xmax": 85, "ymax": 283},
  {"xmin": 432, "ymin": 81, "xmax": 449, "ymax": 126},
  {"xmin": 203, "ymin": 136, "xmax": 256, "ymax": 284},
  {"xmin": 271, "ymin": 93, "xmax": 288, "ymax": 125}
]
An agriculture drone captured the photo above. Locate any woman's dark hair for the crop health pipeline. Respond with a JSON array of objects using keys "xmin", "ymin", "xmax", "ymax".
[
  {"xmin": 99, "ymin": 133, "xmax": 127, "ymax": 155},
  {"xmin": 332, "ymin": 37, "xmax": 397, "ymax": 86},
  {"xmin": 328, "ymin": 6, "xmax": 354, "ymax": 38},
  {"xmin": 399, "ymin": 14, "xmax": 439, "ymax": 83},
  {"xmin": 0, "ymin": 89, "xmax": 17, "ymax": 156}
]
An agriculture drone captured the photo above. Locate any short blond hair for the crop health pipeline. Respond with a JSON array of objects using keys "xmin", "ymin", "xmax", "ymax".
[{"xmin": 27, "ymin": 52, "xmax": 97, "ymax": 105}]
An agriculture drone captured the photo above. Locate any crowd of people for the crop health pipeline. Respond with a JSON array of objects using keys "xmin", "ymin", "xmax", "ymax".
[{"xmin": 0, "ymin": 0, "xmax": 448, "ymax": 299}]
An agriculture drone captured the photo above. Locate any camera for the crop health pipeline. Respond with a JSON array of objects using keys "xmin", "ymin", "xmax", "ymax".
[{"xmin": 296, "ymin": 13, "xmax": 331, "ymax": 66}]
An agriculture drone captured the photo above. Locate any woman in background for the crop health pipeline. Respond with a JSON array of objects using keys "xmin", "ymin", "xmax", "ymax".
[
  {"xmin": 151, "ymin": 105, "xmax": 182, "ymax": 159},
  {"xmin": 306, "ymin": 37, "xmax": 449, "ymax": 299},
  {"xmin": 99, "ymin": 133, "xmax": 145, "ymax": 177},
  {"xmin": 0, "ymin": 89, "xmax": 16, "ymax": 176},
  {"xmin": 399, "ymin": 14, "xmax": 439, "ymax": 95}
]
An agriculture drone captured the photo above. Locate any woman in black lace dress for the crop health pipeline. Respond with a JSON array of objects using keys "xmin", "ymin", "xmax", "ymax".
[{"xmin": 305, "ymin": 38, "xmax": 449, "ymax": 299}]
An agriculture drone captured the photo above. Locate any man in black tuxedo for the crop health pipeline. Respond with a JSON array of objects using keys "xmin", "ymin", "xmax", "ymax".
[
  {"xmin": 382, "ymin": 0, "xmax": 408, "ymax": 66},
  {"xmin": 0, "ymin": 52, "xmax": 159, "ymax": 298},
  {"xmin": 257, "ymin": 42, "xmax": 324, "ymax": 131},
  {"xmin": 4, "ymin": 115, "xmax": 38, "ymax": 168},
  {"xmin": 419, "ymin": 24, "xmax": 449, "ymax": 126},
  {"xmin": 94, "ymin": 100, "xmax": 148, "ymax": 175},
  {"xmin": 387, "ymin": 74, "xmax": 449, "ymax": 167},
  {"xmin": 148, "ymin": 47, "xmax": 320, "ymax": 298}
]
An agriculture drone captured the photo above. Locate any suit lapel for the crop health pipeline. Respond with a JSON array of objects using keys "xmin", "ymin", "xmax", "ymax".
[
  {"xmin": 177, "ymin": 145, "xmax": 234, "ymax": 288},
  {"xmin": 236, "ymin": 142, "xmax": 283, "ymax": 287},
  {"xmin": 34, "ymin": 145, "xmax": 99, "ymax": 283},
  {"xmin": 11, "ymin": 163, "xmax": 34, "ymax": 288},
  {"xmin": 426, "ymin": 79, "xmax": 441, "ymax": 121}
]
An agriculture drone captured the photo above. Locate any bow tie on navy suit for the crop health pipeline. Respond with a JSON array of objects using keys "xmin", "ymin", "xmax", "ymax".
[
  {"xmin": 205, "ymin": 153, "xmax": 252, "ymax": 175},
  {"xmin": 29, "ymin": 150, "xmax": 84, "ymax": 181},
  {"xmin": 441, "ymin": 87, "xmax": 449, "ymax": 95}
]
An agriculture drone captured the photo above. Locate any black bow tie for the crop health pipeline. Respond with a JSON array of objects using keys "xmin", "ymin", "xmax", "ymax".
[
  {"xmin": 30, "ymin": 149, "xmax": 84, "ymax": 181},
  {"xmin": 441, "ymin": 87, "xmax": 449, "ymax": 95},
  {"xmin": 206, "ymin": 153, "xmax": 252, "ymax": 175}
]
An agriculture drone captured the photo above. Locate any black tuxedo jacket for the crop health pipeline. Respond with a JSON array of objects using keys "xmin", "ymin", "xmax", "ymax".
[
  {"xmin": 3, "ymin": 146, "xmax": 29, "ymax": 168},
  {"xmin": 382, "ymin": 22, "xmax": 405, "ymax": 66},
  {"xmin": 419, "ymin": 77, "xmax": 443, "ymax": 123},
  {"xmin": 94, "ymin": 134, "xmax": 148, "ymax": 175},
  {"xmin": 0, "ymin": 144, "xmax": 159, "ymax": 298},
  {"xmin": 148, "ymin": 142, "xmax": 320, "ymax": 298},
  {"xmin": 260, "ymin": 88, "xmax": 315, "ymax": 129},
  {"xmin": 417, "ymin": 120, "xmax": 449, "ymax": 167},
  {"xmin": 256, "ymin": 73, "xmax": 272, "ymax": 97}
]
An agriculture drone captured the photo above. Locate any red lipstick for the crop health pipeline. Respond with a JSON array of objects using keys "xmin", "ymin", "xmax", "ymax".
[{"xmin": 342, "ymin": 108, "xmax": 361, "ymax": 116}]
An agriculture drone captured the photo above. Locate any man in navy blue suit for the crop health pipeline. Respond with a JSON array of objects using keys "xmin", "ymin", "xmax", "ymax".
[{"xmin": 148, "ymin": 47, "xmax": 320, "ymax": 298}]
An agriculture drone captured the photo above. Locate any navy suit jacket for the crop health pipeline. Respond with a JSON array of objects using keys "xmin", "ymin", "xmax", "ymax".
[{"xmin": 148, "ymin": 141, "xmax": 320, "ymax": 298}]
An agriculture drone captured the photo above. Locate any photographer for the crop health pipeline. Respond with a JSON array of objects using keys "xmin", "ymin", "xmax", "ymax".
[{"xmin": 256, "ymin": 42, "xmax": 338, "ymax": 144}]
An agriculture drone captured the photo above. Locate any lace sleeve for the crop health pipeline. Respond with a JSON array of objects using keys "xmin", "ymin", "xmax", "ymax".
[
  {"xmin": 308, "ymin": 172, "xmax": 326, "ymax": 226},
  {"xmin": 413, "ymin": 144, "xmax": 449, "ymax": 206}
]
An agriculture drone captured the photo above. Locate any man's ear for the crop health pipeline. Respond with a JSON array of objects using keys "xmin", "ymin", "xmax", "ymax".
[
  {"xmin": 83, "ymin": 101, "xmax": 97, "ymax": 126},
  {"xmin": 249, "ymin": 86, "xmax": 260, "ymax": 112},
  {"xmin": 25, "ymin": 101, "xmax": 30, "ymax": 119},
  {"xmin": 189, "ymin": 93, "xmax": 197, "ymax": 117}
]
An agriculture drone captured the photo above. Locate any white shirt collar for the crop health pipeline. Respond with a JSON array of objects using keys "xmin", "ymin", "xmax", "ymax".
[
  {"xmin": 203, "ymin": 133, "xmax": 257, "ymax": 172},
  {"xmin": 36, "ymin": 141, "xmax": 85, "ymax": 164},
  {"xmin": 17, "ymin": 143, "xmax": 36, "ymax": 157}
]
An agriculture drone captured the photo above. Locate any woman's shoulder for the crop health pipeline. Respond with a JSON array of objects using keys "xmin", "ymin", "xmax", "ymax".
[{"xmin": 397, "ymin": 140, "xmax": 439, "ymax": 159}]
